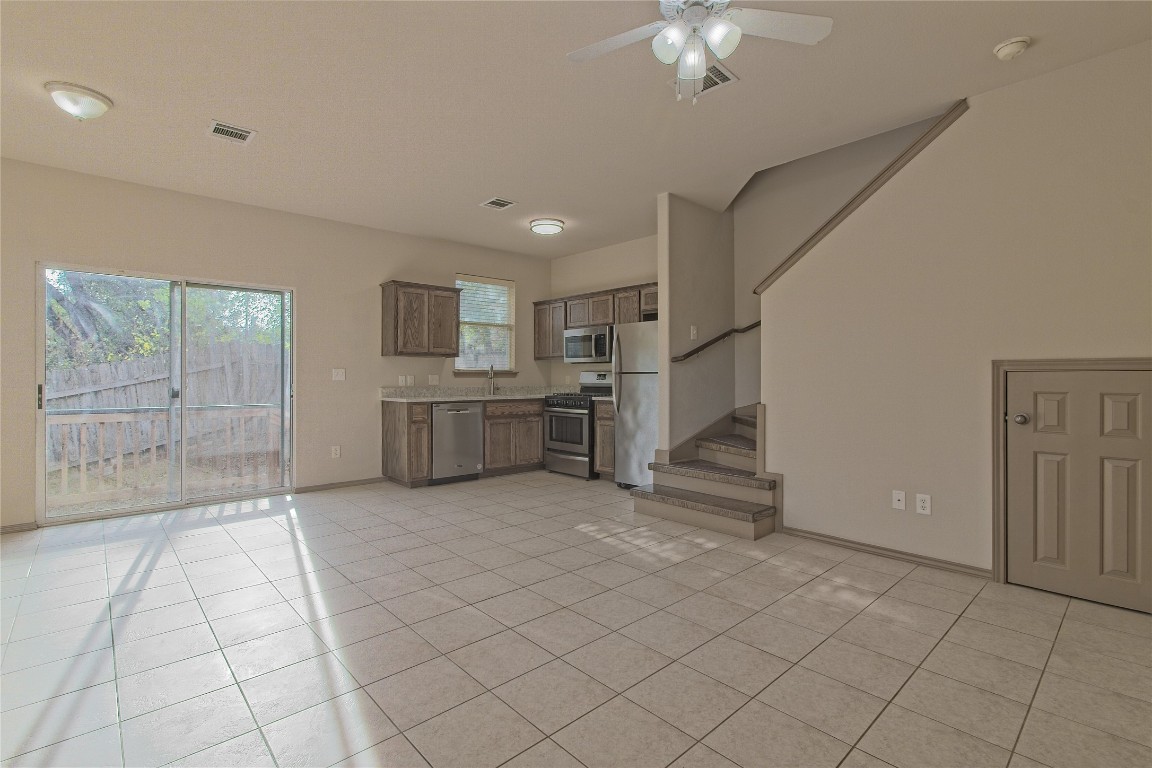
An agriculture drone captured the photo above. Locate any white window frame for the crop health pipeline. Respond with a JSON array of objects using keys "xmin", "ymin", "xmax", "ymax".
[{"xmin": 454, "ymin": 273, "xmax": 516, "ymax": 372}]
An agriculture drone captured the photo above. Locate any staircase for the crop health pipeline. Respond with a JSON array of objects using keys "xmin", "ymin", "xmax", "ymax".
[{"xmin": 632, "ymin": 408, "xmax": 777, "ymax": 540}]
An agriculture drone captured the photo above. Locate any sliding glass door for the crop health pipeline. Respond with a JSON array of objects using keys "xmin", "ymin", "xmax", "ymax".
[{"xmin": 41, "ymin": 268, "xmax": 292, "ymax": 522}]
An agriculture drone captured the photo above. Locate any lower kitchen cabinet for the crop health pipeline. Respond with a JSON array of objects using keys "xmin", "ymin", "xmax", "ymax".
[
  {"xmin": 594, "ymin": 401, "xmax": 615, "ymax": 476},
  {"xmin": 382, "ymin": 402, "xmax": 431, "ymax": 486},
  {"xmin": 484, "ymin": 400, "xmax": 544, "ymax": 472}
]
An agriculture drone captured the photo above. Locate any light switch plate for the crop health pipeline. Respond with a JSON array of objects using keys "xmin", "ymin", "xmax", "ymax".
[
  {"xmin": 332, "ymin": 368, "xmax": 345, "ymax": 381},
  {"xmin": 892, "ymin": 490, "xmax": 905, "ymax": 511},
  {"xmin": 690, "ymin": 325, "xmax": 698, "ymax": 340}
]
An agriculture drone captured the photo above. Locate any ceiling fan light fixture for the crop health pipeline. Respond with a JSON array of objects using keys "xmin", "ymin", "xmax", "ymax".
[
  {"xmin": 652, "ymin": 20, "xmax": 690, "ymax": 64},
  {"xmin": 530, "ymin": 218, "xmax": 565, "ymax": 236},
  {"xmin": 702, "ymin": 16, "xmax": 741, "ymax": 59},
  {"xmin": 677, "ymin": 33, "xmax": 707, "ymax": 80},
  {"xmin": 44, "ymin": 81, "xmax": 112, "ymax": 120}
]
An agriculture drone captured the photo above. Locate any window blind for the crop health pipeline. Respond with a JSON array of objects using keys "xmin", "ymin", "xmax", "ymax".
[{"xmin": 455, "ymin": 275, "xmax": 515, "ymax": 370}]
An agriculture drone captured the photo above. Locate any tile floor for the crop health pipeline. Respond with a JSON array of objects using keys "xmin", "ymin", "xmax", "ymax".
[{"xmin": 1, "ymin": 471, "xmax": 1150, "ymax": 768}]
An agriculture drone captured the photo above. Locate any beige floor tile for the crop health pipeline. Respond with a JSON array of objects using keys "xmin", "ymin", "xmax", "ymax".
[
  {"xmin": 740, "ymin": 562, "xmax": 816, "ymax": 591},
  {"xmin": 563, "ymin": 632, "xmax": 673, "ymax": 692},
  {"xmin": 577, "ymin": 536, "xmax": 641, "ymax": 559},
  {"xmin": 121, "ymin": 685, "xmax": 256, "ymax": 767},
  {"xmin": 210, "ymin": 601, "xmax": 304, "ymax": 647},
  {"xmin": 411, "ymin": 606, "xmax": 507, "ymax": 653},
  {"xmin": 791, "ymin": 577, "xmax": 881, "ymax": 613},
  {"xmin": 261, "ymin": 688, "xmax": 398, "ymax": 768},
  {"xmin": 616, "ymin": 574, "xmax": 699, "ymax": 608},
  {"xmin": 573, "ymin": 560, "xmax": 648, "ymax": 588},
  {"xmin": 1064, "ymin": 599, "xmax": 1152, "ymax": 638},
  {"xmin": 679, "ymin": 634, "xmax": 792, "ymax": 696},
  {"xmin": 448, "ymin": 629, "xmax": 555, "ymax": 688},
  {"xmin": 659, "ymin": 561, "xmax": 730, "ymax": 590},
  {"xmin": 474, "ymin": 588, "xmax": 563, "ymax": 627},
  {"xmin": 1032, "ymin": 672, "xmax": 1152, "ymax": 747},
  {"xmin": 720, "ymin": 539, "xmax": 790, "ymax": 561},
  {"xmin": 1056, "ymin": 619, "xmax": 1152, "ymax": 667},
  {"xmin": 365, "ymin": 655, "xmax": 485, "ymax": 730},
  {"xmin": 858, "ymin": 705, "xmax": 1009, "ymax": 768},
  {"xmin": 240, "ymin": 651, "xmax": 360, "ymax": 725},
  {"xmin": 943, "ymin": 617, "xmax": 1052, "ymax": 669},
  {"xmin": 334, "ymin": 625, "xmax": 441, "ymax": 684},
  {"xmin": 624, "ymin": 662, "xmax": 749, "ymax": 739},
  {"xmin": 442, "ymin": 571, "xmax": 521, "ymax": 603},
  {"xmin": 287, "ymin": 582, "xmax": 373, "ymax": 621},
  {"xmin": 391, "ymin": 544, "xmax": 457, "ymax": 568},
  {"xmin": 539, "ymin": 547, "xmax": 606, "ymax": 571},
  {"xmin": 463, "ymin": 546, "xmax": 532, "ymax": 570},
  {"xmin": 109, "ymin": 581, "xmax": 197, "ymax": 618},
  {"xmin": 834, "ymin": 614, "xmax": 938, "ymax": 665},
  {"xmin": 271, "ymin": 567, "xmax": 351, "ymax": 601},
  {"xmin": 669, "ymin": 742, "xmax": 741, "ymax": 768},
  {"xmin": 704, "ymin": 576, "xmax": 787, "ymax": 611},
  {"xmin": 979, "ymin": 582, "xmax": 1069, "ymax": 616},
  {"xmin": 373, "ymin": 533, "xmax": 433, "ymax": 554},
  {"xmin": 800, "ymin": 638, "xmax": 914, "ymax": 700},
  {"xmin": 357, "ymin": 569, "xmax": 437, "ymax": 602},
  {"xmin": 333, "ymin": 734, "xmax": 431, "ymax": 768},
  {"xmin": 514, "ymin": 608, "xmax": 612, "ymax": 656},
  {"xmin": 527, "ymin": 573, "xmax": 608, "ymax": 606},
  {"xmin": 765, "ymin": 549, "xmax": 840, "ymax": 576},
  {"xmin": 117, "ymin": 649, "xmax": 236, "ymax": 719},
  {"xmin": 507, "ymin": 536, "xmax": 570, "ymax": 557},
  {"xmin": 705, "ymin": 699, "xmax": 851, "ymax": 768},
  {"xmin": 845, "ymin": 553, "xmax": 916, "ymax": 578},
  {"xmin": 761, "ymin": 593, "xmax": 855, "ymax": 635},
  {"xmin": 895, "ymin": 668, "xmax": 1027, "ymax": 749},
  {"xmin": 501, "ymin": 739, "xmax": 584, "ymax": 768},
  {"xmin": 198, "ymin": 582, "xmax": 282, "ymax": 621},
  {"xmin": 222, "ymin": 623, "xmax": 329, "ymax": 681},
  {"xmin": 963, "ymin": 596, "xmax": 1062, "ymax": 641},
  {"xmin": 380, "ymin": 586, "xmax": 467, "ymax": 624},
  {"xmin": 0, "ymin": 647, "xmax": 116, "ymax": 712},
  {"xmin": 554, "ymin": 695, "xmax": 695, "ymax": 768},
  {"xmin": 904, "ymin": 566, "xmax": 987, "ymax": 595},
  {"xmin": 922, "ymin": 641, "xmax": 1042, "ymax": 704},
  {"xmin": 406, "ymin": 693, "xmax": 545, "ymax": 768},
  {"xmin": 862, "ymin": 596, "xmax": 957, "ymax": 638},
  {"xmin": 569, "ymin": 590, "xmax": 658, "ymax": 630},
  {"xmin": 309, "ymin": 603, "xmax": 404, "ymax": 650},
  {"xmin": 7, "ymin": 599, "xmax": 111, "ymax": 643},
  {"xmin": 665, "ymin": 592, "xmax": 756, "ymax": 633},
  {"xmin": 1, "ymin": 622, "xmax": 113, "ymax": 676},
  {"xmin": 0, "ymin": 682, "xmax": 119, "ymax": 761},
  {"xmin": 168, "ymin": 730, "xmax": 276, "ymax": 767},
  {"xmin": 1046, "ymin": 639, "xmax": 1152, "ymax": 702},
  {"xmin": 819, "ymin": 563, "xmax": 901, "ymax": 594},
  {"xmin": 885, "ymin": 578, "xmax": 975, "ymax": 615},
  {"xmin": 494, "ymin": 659, "xmax": 615, "ymax": 734},
  {"xmin": 333, "ymin": 554, "xmax": 408, "ymax": 582},
  {"xmin": 413, "ymin": 556, "xmax": 489, "ymax": 586},
  {"xmin": 114, "ymin": 621, "xmax": 220, "ymax": 676},
  {"xmin": 724, "ymin": 612, "xmax": 827, "ymax": 662},
  {"xmin": 495, "ymin": 558, "xmax": 568, "ymax": 586},
  {"xmin": 618, "ymin": 609, "xmax": 718, "ymax": 658},
  {"xmin": 759, "ymin": 665, "xmax": 886, "ymax": 743},
  {"xmin": 687, "ymin": 549, "xmax": 759, "ymax": 576},
  {"xmin": 841, "ymin": 748, "xmax": 898, "ymax": 767},
  {"xmin": 1015, "ymin": 708, "xmax": 1152, "ymax": 768},
  {"xmin": 0, "ymin": 723, "xmax": 123, "ymax": 768}
]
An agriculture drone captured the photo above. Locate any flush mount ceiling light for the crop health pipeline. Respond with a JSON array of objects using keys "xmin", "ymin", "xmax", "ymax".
[
  {"xmin": 994, "ymin": 36, "xmax": 1031, "ymax": 61},
  {"xmin": 569, "ymin": 1, "xmax": 833, "ymax": 104},
  {"xmin": 44, "ymin": 82, "xmax": 113, "ymax": 120},
  {"xmin": 530, "ymin": 219, "xmax": 565, "ymax": 235}
]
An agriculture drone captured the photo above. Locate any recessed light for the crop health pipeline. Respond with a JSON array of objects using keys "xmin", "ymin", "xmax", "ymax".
[
  {"xmin": 530, "ymin": 218, "xmax": 564, "ymax": 235},
  {"xmin": 44, "ymin": 82, "xmax": 113, "ymax": 120}
]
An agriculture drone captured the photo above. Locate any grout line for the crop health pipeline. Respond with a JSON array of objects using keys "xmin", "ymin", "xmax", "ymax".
[{"xmin": 1007, "ymin": 597, "xmax": 1068, "ymax": 761}]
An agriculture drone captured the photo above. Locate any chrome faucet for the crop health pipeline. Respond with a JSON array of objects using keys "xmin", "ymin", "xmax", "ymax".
[{"xmin": 487, "ymin": 364, "xmax": 496, "ymax": 396}]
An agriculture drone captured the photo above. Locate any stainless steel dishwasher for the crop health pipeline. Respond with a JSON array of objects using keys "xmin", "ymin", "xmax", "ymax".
[{"xmin": 431, "ymin": 402, "xmax": 484, "ymax": 482}]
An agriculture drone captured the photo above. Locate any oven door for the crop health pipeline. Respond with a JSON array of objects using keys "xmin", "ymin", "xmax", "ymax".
[{"xmin": 544, "ymin": 408, "xmax": 590, "ymax": 454}]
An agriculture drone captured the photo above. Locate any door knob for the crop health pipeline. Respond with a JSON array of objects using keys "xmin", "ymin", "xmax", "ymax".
[{"xmin": 1013, "ymin": 413, "xmax": 1030, "ymax": 425}]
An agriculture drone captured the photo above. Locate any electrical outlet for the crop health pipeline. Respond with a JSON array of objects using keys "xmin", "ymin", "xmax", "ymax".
[
  {"xmin": 331, "ymin": 368, "xmax": 345, "ymax": 381},
  {"xmin": 398, "ymin": 375, "xmax": 406, "ymax": 386},
  {"xmin": 428, "ymin": 374, "xmax": 439, "ymax": 386},
  {"xmin": 330, "ymin": 446, "xmax": 341, "ymax": 459},
  {"xmin": 565, "ymin": 376, "xmax": 571, "ymax": 385},
  {"xmin": 916, "ymin": 494, "xmax": 931, "ymax": 515},
  {"xmin": 892, "ymin": 490, "xmax": 905, "ymax": 511},
  {"xmin": 690, "ymin": 325, "xmax": 698, "ymax": 340},
  {"xmin": 406, "ymin": 375, "xmax": 415, "ymax": 386}
]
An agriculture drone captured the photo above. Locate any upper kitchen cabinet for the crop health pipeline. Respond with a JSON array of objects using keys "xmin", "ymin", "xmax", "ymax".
[
  {"xmin": 567, "ymin": 293, "xmax": 614, "ymax": 329},
  {"xmin": 614, "ymin": 290, "xmax": 640, "ymax": 325},
  {"xmin": 640, "ymin": 285, "xmax": 658, "ymax": 320},
  {"xmin": 381, "ymin": 280, "xmax": 462, "ymax": 356},
  {"xmin": 533, "ymin": 300, "xmax": 566, "ymax": 360}
]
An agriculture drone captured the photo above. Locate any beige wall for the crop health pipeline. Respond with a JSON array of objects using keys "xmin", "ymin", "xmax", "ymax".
[
  {"xmin": 547, "ymin": 235, "xmax": 657, "ymax": 386},
  {"xmin": 0, "ymin": 160, "xmax": 552, "ymax": 527},
  {"xmin": 658, "ymin": 193, "xmax": 735, "ymax": 453},
  {"xmin": 759, "ymin": 42, "xmax": 1152, "ymax": 569},
  {"xmin": 732, "ymin": 118, "xmax": 937, "ymax": 407}
]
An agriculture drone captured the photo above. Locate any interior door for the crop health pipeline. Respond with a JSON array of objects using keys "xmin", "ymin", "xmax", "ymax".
[{"xmin": 1007, "ymin": 370, "xmax": 1151, "ymax": 612}]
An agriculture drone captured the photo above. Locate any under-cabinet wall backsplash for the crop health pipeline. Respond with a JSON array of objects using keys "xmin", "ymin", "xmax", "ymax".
[{"xmin": 378, "ymin": 384, "xmax": 576, "ymax": 399}]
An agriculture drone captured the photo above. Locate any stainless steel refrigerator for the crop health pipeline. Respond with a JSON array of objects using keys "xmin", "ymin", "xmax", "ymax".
[{"xmin": 612, "ymin": 321, "xmax": 659, "ymax": 487}]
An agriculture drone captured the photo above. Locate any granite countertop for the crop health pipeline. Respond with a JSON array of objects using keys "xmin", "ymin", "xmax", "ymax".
[
  {"xmin": 378, "ymin": 386, "xmax": 614, "ymax": 404},
  {"xmin": 379, "ymin": 393, "xmax": 549, "ymax": 403}
]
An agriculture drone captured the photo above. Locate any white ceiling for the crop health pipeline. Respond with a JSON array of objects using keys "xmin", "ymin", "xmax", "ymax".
[{"xmin": 2, "ymin": 1, "xmax": 1149, "ymax": 259}]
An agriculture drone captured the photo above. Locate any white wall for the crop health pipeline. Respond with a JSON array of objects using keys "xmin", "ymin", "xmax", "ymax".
[
  {"xmin": 0, "ymin": 160, "xmax": 552, "ymax": 528},
  {"xmin": 732, "ymin": 118, "xmax": 937, "ymax": 407},
  {"xmin": 758, "ymin": 42, "xmax": 1152, "ymax": 569},
  {"xmin": 658, "ymin": 193, "xmax": 735, "ymax": 453}
]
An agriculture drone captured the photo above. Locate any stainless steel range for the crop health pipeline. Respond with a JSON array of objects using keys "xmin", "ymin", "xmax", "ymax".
[{"xmin": 544, "ymin": 372, "xmax": 612, "ymax": 479}]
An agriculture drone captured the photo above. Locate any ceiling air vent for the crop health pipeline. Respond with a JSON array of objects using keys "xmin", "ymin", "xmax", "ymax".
[
  {"xmin": 480, "ymin": 198, "xmax": 517, "ymax": 210},
  {"xmin": 208, "ymin": 120, "xmax": 255, "ymax": 145},
  {"xmin": 668, "ymin": 62, "xmax": 738, "ymax": 96}
]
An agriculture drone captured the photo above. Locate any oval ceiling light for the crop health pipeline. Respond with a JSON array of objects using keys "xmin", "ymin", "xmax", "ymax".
[
  {"xmin": 530, "ymin": 218, "xmax": 565, "ymax": 236},
  {"xmin": 677, "ymin": 34, "xmax": 707, "ymax": 80},
  {"xmin": 702, "ymin": 17, "xmax": 741, "ymax": 59},
  {"xmin": 44, "ymin": 82, "xmax": 113, "ymax": 120},
  {"xmin": 652, "ymin": 20, "xmax": 690, "ymax": 64}
]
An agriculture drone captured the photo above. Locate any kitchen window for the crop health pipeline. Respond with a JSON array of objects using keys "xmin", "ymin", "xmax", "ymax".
[{"xmin": 455, "ymin": 274, "xmax": 515, "ymax": 371}]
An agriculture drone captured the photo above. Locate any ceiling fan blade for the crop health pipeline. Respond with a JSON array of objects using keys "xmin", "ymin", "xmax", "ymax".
[
  {"xmin": 567, "ymin": 21, "xmax": 669, "ymax": 63},
  {"xmin": 723, "ymin": 8, "xmax": 833, "ymax": 45}
]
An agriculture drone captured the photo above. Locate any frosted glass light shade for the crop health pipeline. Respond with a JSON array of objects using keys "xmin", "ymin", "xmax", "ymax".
[
  {"xmin": 702, "ymin": 17, "xmax": 741, "ymax": 59},
  {"xmin": 530, "ymin": 219, "xmax": 564, "ymax": 235},
  {"xmin": 677, "ymin": 34, "xmax": 707, "ymax": 80},
  {"xmin": 652, "ymin": 20, "xmax": 690, "ymax": 64},
  {"xmin": 44, "ymin": 82, "xmax": 112, "ymax": 120}
]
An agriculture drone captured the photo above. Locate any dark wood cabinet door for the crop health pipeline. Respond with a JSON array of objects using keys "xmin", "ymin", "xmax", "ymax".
[
  {"xmin": 588, "ymin": 294, "xmax": 614, "ymax": 326},
  {"xmin": 534, "ymin": 304, "xmax": 551, "ymax": 360},
  {"xmin": 549, "ymin": 303, "xmax": 566, "ymax": 358},
  {"xmin": 396, "ymin": 287, "xmax": 429, "ymax": 354},
  {"xmin": 614, "ymin": 291, "xmax": 640, "ymax": 325},
  {"xmin": 485, "ymin": 419, "xmax": 515, "ymax": 469},
  {"xmin": 514, "ymin": 417, "xmax": 543, "ymax": 466},
  {"xmin": 428, "ymin": 290, "xmax": 459, "ymax": 355},
  {"xmin": 566, "ymin": 298, "xmax": 590, "ymax": 328},
  {"xmin": 594, "ymin": 421, "xmax": 615, "ymax": 474},
  {"xmin": 409, "ymin": 421, "xmax": 430, "ymax": 480}
]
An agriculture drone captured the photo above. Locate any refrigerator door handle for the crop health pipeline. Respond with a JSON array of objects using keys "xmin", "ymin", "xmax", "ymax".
[{"xmin": 612, "ymin": 327, "xmax": 622, "ymax": 413}]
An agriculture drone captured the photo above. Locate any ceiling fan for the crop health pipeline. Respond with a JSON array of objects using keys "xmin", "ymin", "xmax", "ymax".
[{"xmin": 567, "ymin": 0, "xmax": 833, "ymax": 102}]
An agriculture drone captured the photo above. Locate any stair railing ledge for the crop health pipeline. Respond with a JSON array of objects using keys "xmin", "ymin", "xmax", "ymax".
[{"xmin": 671, "ymin": 321, "xmax": 761, "ymax": 363}]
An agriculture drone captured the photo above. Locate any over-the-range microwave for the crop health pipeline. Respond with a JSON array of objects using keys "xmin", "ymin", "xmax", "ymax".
[{"xmin": 563, "ymin": 326, "xmax": 612, "ymax": 364}]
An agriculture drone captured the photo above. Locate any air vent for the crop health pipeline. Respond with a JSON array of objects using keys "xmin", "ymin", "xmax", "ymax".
[
  {"xmin": 208, "ymin": 121, "xmax": 255, "ymax": 144},
  {"xmin": 668, "ymin": 62, "xmax": 739, "ymax": 96},
  {"xmin": 480, "ymin": 198, "xmax": 517, "ymax": 210}
]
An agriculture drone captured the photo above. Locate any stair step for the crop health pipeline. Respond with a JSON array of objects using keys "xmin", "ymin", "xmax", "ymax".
[
  {"xmin": 732, "ymin": 414, "xmax": 757, "ymax": 429},
  {"xmin": 649, "ymin": 460, "xmax": 775, "ymax": 490},
  {"xmin": 631, "ymin": 484, "xmax": 776, "ymax": 523},
  {"xmin": 695, "ymin": 434, "xmax": 756, "ymax": 458}
]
